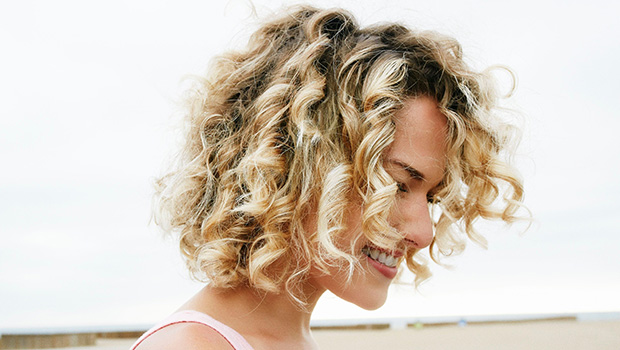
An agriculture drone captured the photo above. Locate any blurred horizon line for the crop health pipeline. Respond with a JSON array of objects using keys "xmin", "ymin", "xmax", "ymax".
[{"xmin": 2, "ymin": 311, "xmax": 619, "ymax": 335}]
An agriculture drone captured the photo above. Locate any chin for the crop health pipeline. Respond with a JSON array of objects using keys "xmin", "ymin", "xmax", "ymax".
[{"xmin": 347, "ymin": 289, "xmax": 389, "ymax": 310}]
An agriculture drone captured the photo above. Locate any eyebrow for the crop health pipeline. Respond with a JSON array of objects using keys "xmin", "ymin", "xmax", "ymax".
[{"xmin": 389, "ymin": 160, "xmax": 426, "ymax": 182}]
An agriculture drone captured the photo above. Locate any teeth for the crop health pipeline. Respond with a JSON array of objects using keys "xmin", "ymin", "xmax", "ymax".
[
  {"xmin": 370, "ymin": 249, "xmax": 379, "ymax": 260},
  {"xmin": 362, "ymin": 246, "xmax": 400, "ymax": 268}
]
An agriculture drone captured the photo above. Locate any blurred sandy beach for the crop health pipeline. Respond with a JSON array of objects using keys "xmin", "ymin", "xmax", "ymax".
[
  {"xmin": 313, "ymin": 319, "xmax": 620, "ymax": 349},
  {"xmin": 13, "ymin": 319, "xmax": 619, "ymax": 350}
]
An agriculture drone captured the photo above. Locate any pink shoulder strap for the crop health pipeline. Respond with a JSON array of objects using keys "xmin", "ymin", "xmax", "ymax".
[{"xmin": 130, "ymin": 310, "xmax": 254, "ymax": 350}]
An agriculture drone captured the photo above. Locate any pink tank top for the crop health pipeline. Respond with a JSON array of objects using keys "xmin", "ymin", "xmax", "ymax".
[{"xmin": 130, "ymin": 310, "xmax": 255, "ymax": 350}]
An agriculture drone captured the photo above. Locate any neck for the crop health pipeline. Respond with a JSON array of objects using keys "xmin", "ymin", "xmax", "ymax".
[{"xmin": 181, "ymin": 282, "xmax": 325, "ymax": 348}]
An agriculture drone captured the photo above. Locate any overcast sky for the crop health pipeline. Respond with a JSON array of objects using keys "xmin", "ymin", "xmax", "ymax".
[{"xmin": 1, "ymin": 0, "xmax": 619, "ymax": 329}]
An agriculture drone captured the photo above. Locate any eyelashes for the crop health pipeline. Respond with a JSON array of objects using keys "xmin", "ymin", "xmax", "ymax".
[
  {"xmin": 396, "ymin": 182, "xmax": 439, "ymax": 204},
  {"xmin": 427, "ymin": 194, "xmax": 440, "ymax": 204},
  {"xmin": 396, "ymin": 182, "xmax": 408, "ymax": 193}
]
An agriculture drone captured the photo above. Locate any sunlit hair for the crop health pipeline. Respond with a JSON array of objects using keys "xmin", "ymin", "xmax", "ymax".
[{"xmin": 154, "ymin": 6, "xmax": 525, "ymax": 304}]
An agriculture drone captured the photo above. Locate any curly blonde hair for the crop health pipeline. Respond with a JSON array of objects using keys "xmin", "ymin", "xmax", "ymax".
[{"xmin": 154, "ymin": 6, "xmax": 524, "ymax": 303}]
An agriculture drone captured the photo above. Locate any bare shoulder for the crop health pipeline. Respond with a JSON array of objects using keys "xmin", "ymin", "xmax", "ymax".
[{"xmin": 135, "ymin": 322, "xmax": 235, "ymax": 350}]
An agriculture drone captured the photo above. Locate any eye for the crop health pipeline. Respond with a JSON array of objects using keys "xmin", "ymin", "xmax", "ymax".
[
  {"xmin": 427, "ymin": 194, "xmax": 440, "ymax": 204},
  {"xmin": 397, "ymin": 182, "xmax": 408, "ymax": 193}
]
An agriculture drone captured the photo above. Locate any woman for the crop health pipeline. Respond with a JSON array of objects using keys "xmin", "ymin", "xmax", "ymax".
[{"xmin": 132, "ymin": 5, "xmax": 523, "ymax": 350}]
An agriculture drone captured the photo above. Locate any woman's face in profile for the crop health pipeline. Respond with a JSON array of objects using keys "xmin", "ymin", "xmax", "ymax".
[{"xmin": 308, "ymin": 95, "xmax": 448, "ymax": 310}]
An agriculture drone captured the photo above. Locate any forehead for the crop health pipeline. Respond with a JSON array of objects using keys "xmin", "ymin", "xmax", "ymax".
[{"xmin": 387, "ymin": 96, "xmax": 448, "ymax": 181}]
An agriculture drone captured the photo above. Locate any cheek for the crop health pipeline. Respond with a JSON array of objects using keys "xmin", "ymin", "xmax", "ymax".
[{"xmin": 307, "ymin": 198, "xmax": 391, "ymax": 310}]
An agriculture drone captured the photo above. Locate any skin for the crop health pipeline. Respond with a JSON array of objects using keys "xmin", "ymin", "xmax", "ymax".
[{"xmin": 136, "ymin": 95, "xmax": 448, "ymax": 350}]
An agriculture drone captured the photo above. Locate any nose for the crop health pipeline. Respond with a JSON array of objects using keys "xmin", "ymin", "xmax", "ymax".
[{"xmin": 390, "ymin": 194, "xmax": 434, "ymax": 249}]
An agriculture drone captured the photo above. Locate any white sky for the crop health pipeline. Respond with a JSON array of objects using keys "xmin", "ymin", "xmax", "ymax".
[{"xmin": 1, "ymin": 0, "xmax": 619, "ymax": 329}]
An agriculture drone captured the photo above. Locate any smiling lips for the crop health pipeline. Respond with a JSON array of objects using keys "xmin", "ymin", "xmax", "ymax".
[{"xmin": 361, "ymin": 245, "xmax": 403, "ymax": 279}]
